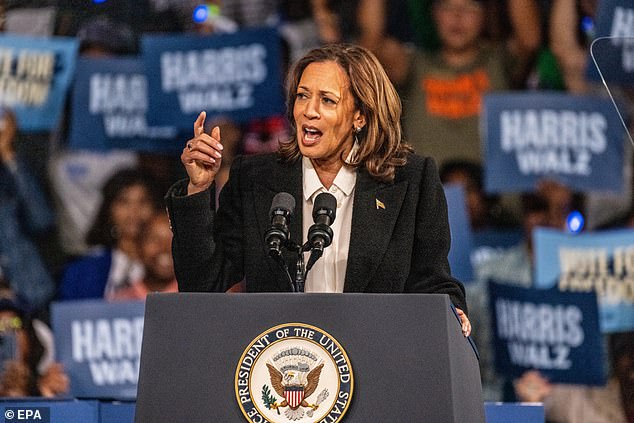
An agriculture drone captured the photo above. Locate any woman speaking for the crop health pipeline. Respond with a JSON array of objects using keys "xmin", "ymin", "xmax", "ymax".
[{"xmin": 165, "ymin": 43, "xmax": 470, "ymax": 335}]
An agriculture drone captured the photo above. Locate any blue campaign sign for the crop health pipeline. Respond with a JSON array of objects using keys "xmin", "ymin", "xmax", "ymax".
[
  {"xmin": 534, "ymin": 227, "xmax": 634, "ymax": 333},
  {"xmin": 470, "ymin": 229, "xmax": 523, "ymax": 271},
  {"xmin": 587, "ymin": 0, "xmax": 634, "ymax": 86},
  {"xmin": 484, "ymin": 402, "xmax": 544, "ymax": 423},
  {"xmin": 444, "ymin": 184, "xmax": 474, "ymax": 282},
  {"xmin": 0, "ymin": 399, "xmax": 99, "ymax": 423},
  {"xmin": 142, "ymin": 28, "xmax": 284, "ymax": 129},
  {"xmin": 51, "ymin": 300, "xmax": 145, "ymax": 400},
  {"xmin": 488, "ymin": 280, "xmax": 605, "ymax": 385},
  {"xmin": 0, "ymin": 34, "xmax": 77, "ymax": 131},
  {"xmin": 483, "ymin": 92, "xmax": 625, "ymax": 194},
  {"xmin": 69, "ymin": 57, "xmax": 181, "ymax": 152}
]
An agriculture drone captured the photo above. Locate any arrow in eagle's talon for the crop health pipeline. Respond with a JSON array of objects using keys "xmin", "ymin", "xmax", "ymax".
[{"xmin": 306, "ymin": 388, "xmax": 329, "ymax": 417}]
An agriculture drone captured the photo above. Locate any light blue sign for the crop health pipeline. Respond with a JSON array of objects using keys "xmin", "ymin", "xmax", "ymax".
[
  {"xmin": 470, "ymin": 229, "xmax": 523, "ymax": 271},
  {"xmin": 51, "ymin": 300, "xmax": 145, "ymax": 400},
  {"xmin": 534, "ymin": 227, "xmax": 634, "ymax": 333},
  {"xmin": 444, "ymin": 184, "xmax": 474, "ymax": 282},
  {"xmin": 142, "ymin": 28, "xmax": 284, "ymax": 129},
  {"xmin": 0, "ymin": 34, "xmax": 77, "ymax": 131},
  {"xmin": 483, "ymin": 92, "xmax": 624, "ymax": 194},
  {"xmin": 69, "ymin": 57, "xmax": 180, "ymax": 152},
  {"xmin": 489, "ymin": 280, "xmax": 605, "ymax": 385}
]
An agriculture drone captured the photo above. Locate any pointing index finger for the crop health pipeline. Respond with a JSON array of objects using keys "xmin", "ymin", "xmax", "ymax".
[{"xmin": 194, "ymin": 111, "xmax": 206, "ymax": 136}]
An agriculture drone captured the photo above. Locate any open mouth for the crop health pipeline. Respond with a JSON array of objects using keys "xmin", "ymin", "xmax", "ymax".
[{"xmin": 302, "ymin": 126, "xmax": 322, "ymax": 144}]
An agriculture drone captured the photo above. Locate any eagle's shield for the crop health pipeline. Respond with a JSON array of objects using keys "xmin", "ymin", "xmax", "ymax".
[{"xmin": 284, "ymin": 385, "xmax": 304, "ymax": 409}]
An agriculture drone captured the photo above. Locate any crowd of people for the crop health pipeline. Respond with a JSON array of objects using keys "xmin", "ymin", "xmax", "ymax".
[{"xmin": 1, "ymin": 1, "xmax": 633, "ymax": 422}]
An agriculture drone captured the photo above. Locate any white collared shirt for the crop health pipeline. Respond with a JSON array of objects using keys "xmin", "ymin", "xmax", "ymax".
[{"xmin": 302, "ymin": 156, "xmax": 356, "ymax": 293}]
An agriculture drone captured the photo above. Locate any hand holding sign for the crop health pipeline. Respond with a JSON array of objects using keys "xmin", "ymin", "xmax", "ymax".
[
  {"xmin": 513, "ymin": 370, "xmax": 553, "ymax": 403},
  {"xmin": 183, "ymin": 111, "xmax": 224, "ymax": 195},
  {"xmin": 37, "ymin": 363, "xmax": 71, "ymax": 398}
]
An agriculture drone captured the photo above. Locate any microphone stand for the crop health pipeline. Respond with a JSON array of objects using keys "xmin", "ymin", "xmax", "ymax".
[
  {"xmin": 289, "ymin": 242, "xmax": 312, "ymax": 292},
  {"xmin": 295, "ymin": 247, "xmax": 305, "ymax": 293},
  {"xmin": 285, "ymin": 241, "xmax": 304, "ymax": 293},
  {"xmin": 269, "ymin": 239, "xmax": 325, "ymax": 293},
  {"xmin": 297, "ymin": 241, "xmax": 322, "ymax": 292}
]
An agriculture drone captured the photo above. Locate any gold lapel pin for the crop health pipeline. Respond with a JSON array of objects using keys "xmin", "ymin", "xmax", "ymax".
[{"xmin": 375, "ymin": 198, "xmax": 385, "ymax": 210}]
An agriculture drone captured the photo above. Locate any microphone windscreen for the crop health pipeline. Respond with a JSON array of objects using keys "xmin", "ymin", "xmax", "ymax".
[
  {"xmin": 270, "ymin": 192, "xmax": 296, "ymax": 216},
  {"xmin": 313, "ymin": 192, "xmax": 337, "ymax": 222}
]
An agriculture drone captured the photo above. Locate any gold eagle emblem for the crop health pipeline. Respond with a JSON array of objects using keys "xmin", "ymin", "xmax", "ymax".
[{"xmin": 264, "ymin": 360, "xmax": 325, "ymax": 420}]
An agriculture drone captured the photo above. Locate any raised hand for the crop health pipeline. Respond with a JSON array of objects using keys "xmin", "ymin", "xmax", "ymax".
[
  {"xmin": 181, "ymin": 111, "xmax": 224, "ymax": 195},
  {"xmin": 514, "ymin": 370, "xmax": 552, "ymax": 402},
  {"xmin": 37, "ymin": 363, "xmax": 70, "ymax": 397}
]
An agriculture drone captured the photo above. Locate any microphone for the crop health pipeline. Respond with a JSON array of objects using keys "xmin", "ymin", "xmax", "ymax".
[
  {"xmin": 306, "ymin": 192, "xmax": 337, "ymax": 271},
  {"xmin": 264, "ymin": 192, "xmax": 295, "ymax": 258}
]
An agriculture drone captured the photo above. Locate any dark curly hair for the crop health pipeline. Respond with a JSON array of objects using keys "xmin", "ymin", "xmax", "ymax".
[{"xmin": 85, "ymin": 168, "xmax": 160, "ymax": 248}]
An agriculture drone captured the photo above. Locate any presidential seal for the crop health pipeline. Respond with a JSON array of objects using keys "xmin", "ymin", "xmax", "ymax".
[{"xmin": 235, "ymin": 323, "xmax": 353, "ymax": 423}]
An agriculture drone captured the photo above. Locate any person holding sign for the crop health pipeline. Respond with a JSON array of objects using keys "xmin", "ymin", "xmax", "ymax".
[
  {"xmin": 356, "ymin": 0, "xmax": 542, "ymax": 167},
  {"xmin": 514, "ymin": 331, "xmax": 634, "ymax": 423},
  {"xmin": 165, "ymin": 43, "xmax": 470, "ymax": 335},
  {"xmin": 0, "ymin": 286, "xmax": 69, "ymax": 398}
]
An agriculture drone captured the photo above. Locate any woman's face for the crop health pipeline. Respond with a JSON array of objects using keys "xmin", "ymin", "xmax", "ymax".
[
  {"xmin": 293, "ymin": 61, "xmax": 364, "ymax": 165},
  {"xmin": 110, "ymin": 184, "xmax": 154, "ymax": 241}
]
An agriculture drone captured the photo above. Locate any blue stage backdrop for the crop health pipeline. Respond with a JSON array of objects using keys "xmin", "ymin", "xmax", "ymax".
[
  {"xmin": 0, "ymin": 400, "xmax": 99, "ymax": 423},
  {"xmin": 0, "ymin": 34, "xmax": 77, "ymax": 131},
  {"xmin": 483, "ymin": 92, "xmax": 625, "ymax": 194},
  {"xmin": 484, "ymin": 402, "xmax": 544, "ymax": 423},
  {"xmin": 142, "ymin": 28, "xmax": 284, "ymax": 129}
]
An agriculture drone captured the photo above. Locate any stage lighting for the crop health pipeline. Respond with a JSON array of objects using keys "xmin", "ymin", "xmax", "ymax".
[{"xmin": 566, "ymin": 210, "xmax": 584, "ymax": 234}]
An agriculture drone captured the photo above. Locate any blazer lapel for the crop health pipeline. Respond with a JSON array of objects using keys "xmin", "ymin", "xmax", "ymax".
[{"xmin": 344, "ymin": 170, "xmax": 409, "ymax": 292}]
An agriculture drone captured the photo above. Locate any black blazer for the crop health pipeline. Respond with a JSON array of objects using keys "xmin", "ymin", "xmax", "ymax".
[{"xmin": 165, "ymin": 152, "xmax": 466, "ymax": 312}]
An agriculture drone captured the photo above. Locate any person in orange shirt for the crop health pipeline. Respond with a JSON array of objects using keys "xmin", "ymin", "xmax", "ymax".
[{"xmin": 357, "ymin": 0, "xmax": 542, "ymax": 167}]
